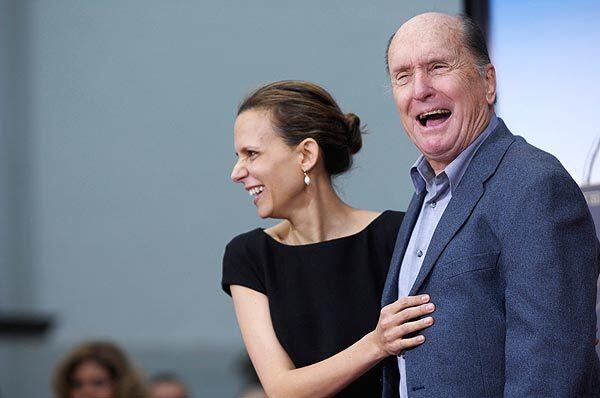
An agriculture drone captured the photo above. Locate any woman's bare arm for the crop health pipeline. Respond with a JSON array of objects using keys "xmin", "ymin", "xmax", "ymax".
[{"xmin": 231, "ymin": 285, "xmax": 434, "ymax": 398}]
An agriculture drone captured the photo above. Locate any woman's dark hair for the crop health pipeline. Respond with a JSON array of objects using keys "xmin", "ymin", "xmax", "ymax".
[
  {"xmin": 237, "ymin": 80, "xmax": 364, "ymax": 176},
  {"xmin": 52, "ymin": 340, "xmax": 147, "ymax": 398}
]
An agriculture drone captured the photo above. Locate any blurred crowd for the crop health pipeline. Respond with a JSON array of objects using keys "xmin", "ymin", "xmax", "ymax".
[{"xmin": 50, "ymin": 340, "xmax": 264, "ymax": 398}]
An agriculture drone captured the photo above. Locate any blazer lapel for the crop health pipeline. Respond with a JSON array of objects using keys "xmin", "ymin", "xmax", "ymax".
[
  {"xmin": 382, "ymin": 191, "xmax": 425, "ymax": 306},
  {"xmin": 409, "ymin": 120, "xmax": 516, "ymax": 295},
  {"xmin": 408, "ymin": 176, "xmax": 484, "ymax": 295}
]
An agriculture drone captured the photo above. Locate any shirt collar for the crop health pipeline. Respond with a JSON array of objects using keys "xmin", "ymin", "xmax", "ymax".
[{"xmin": 410, "ymin": 113, "xmax": 498, "ymax": 194}]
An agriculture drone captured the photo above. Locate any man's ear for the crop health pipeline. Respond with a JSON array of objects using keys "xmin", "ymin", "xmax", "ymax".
[
  {"xmin": 296, "ymin": 138, "xmax": 320, "ymax": 172},
  {"xmin": 484, "ymin": 64, "xmax": 497, "ymax": 105}
]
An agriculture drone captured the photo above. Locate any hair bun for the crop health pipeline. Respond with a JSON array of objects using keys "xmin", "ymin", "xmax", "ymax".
[{"xmin": 345, "ymin": 113, "xmax": 363, "ymax": 155}]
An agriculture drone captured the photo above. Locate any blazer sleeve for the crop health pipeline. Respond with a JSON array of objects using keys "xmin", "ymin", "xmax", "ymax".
[{"xmin": 500, "ymin": 168, "xmax": 599, "ymax": 397}]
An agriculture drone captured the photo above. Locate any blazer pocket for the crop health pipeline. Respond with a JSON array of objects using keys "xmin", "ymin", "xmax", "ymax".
[{"xmin": 435, "ymin": 251, "xmax": 500, "ymax": 280}]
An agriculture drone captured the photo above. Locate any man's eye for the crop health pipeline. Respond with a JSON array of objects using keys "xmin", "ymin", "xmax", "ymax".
[
  {"xmin": 247, "ymin": 151, "xmax": 258, "ymax": 159},
  {"xmin": 432, "ymin": 64, "xmax": 447, "ymax": 72},
  {"xmin": 394, "ymin": 74, "xmax": 409, "ymax": 86}
]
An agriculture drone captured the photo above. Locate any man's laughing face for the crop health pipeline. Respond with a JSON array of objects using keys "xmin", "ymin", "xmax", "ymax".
[{"xmin": 387, "ymin": 13, "xmax": 496, "ymax": 173}]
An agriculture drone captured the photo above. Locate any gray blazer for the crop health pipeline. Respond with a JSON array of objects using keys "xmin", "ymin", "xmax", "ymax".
[{"xmin": 381, "ymin": 120, "xmax": 600, "ymax": 397}]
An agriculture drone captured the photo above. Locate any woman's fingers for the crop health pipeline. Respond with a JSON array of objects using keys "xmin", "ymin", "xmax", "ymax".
[
  {"xmin": 380, "ymin": 296, "xmax": 431, "ymax": 325},
  {"xmin": 388, "ymin": 335, "xmax": 427, "ymax": 353},
  {"xmin": 381, "ymin": 302, "xmax": 434, "ymax": 329},
  {"xmin": 382, "ymin": 318, "xmax": 433, "ymax": 355},
  {"xmin": 383, "ymin": 317, "xmax": 434, "ymax": 343},
  {"xmin": 376, "ymin": 295, "xmax": 436, "ymax": 356},
  {"xmin": 396, "ymin": 302, "xmax": 435, "ymax": 324},
  {"xmin": 383, "ymin": 295, "xmax": 430, "ymax": 315}
]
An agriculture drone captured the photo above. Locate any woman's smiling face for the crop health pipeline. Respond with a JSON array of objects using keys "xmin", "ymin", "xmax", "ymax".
[{"xmin": 230, "ymin": 109, "xmax": 306, "ymax": 219}]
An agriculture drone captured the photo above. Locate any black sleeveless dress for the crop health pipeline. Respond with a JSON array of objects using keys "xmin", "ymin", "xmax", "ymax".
[{"xmin": 222, "ymin": 210, "xmax": 404, "ymax": 397}]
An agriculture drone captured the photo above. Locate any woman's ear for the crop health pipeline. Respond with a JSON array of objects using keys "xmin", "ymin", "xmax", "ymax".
[{"xmin": 296, "ymin": 138, "xmax": 320, "ymax": 172}]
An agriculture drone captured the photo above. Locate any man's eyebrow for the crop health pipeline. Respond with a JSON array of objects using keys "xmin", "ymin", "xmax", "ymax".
[
  {"xmin": 391, "ymin": 64, "xmax": 411, "ymax": 75},
  {"xmin": 391, "ymin": 56, "xmax": 454, "ymax": 75},
  {"xmin": 427, "ymin": 56, "xmax": 453, "ymax": 64}
]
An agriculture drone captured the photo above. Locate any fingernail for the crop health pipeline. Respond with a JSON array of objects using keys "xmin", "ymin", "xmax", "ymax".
[
  {"xmin": 424, "ymin": 317, "xmax": 433, "ymax": 325},
  {"xmin": 426, "ymin": 303, "xmax": 435, "ymax": 311},
  {"xmin": 417, "ymin": 335, "xmax": 425, "ymax": 342},
  {"xmin": 421, "ymin": 294, "xmax": 430, "ymax": 302}
]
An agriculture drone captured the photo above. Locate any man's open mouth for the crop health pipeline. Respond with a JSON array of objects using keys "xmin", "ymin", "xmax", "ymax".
[{"xmin": 417, "ymin": 109, "xmax": 452, "ymax": 128}]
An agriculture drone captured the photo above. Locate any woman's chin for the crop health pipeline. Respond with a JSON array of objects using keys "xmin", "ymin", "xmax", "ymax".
[{"xmin": 256, "ymin": 206, "xmax": 272, "ymax": 219}]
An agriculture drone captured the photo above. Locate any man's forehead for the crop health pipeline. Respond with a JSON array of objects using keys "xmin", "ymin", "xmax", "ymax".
[
  {"xmin": 389, "ymin": 13, "xmax": 462, "ymax": 60},
  {"xmin": 388, "ymin": 32, "xmax": 462, "ymax": 70}
]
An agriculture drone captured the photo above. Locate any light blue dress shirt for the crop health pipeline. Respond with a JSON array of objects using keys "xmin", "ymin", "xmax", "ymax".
[{"xmin": 397, "ymin": 114, "xmax": 498, "ymax": 398}]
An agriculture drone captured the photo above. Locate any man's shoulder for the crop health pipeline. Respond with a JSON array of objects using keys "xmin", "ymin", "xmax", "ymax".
[
  {"xmin": 483, "ymin": 127, "xmax": 584, "ymax": 208},
  {"xmin": 496, "ymin": 130, "xmax": 571, "ymax": 182}
]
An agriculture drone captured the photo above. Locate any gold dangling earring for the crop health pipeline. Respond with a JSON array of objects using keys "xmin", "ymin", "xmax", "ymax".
[{"xmin": 303, "ymin": 170, "xmax": 311, "ymax": 186}]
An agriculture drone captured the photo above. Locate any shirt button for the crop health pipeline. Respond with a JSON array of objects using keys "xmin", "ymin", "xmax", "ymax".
[
  {"xmin": 417, "ymin": 250, "xmax": 423, "ymax": 257},
  {"xmin": 430, "ymin": 201, "xmax": 437, "ymax": 208}
]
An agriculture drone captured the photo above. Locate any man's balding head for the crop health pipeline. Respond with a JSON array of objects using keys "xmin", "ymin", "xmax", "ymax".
[{"xmin": 386, "ymin": 13, "xmax": 490, "ymax": 77}]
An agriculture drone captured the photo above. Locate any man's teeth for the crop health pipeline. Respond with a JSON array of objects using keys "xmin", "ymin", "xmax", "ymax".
[
  {"xmin": 248, "ymin": 186, "xmax": 265, "ymax": 196},
  {"xmin": 418, "ymin": 109, "xmax": 451, "ymax": 121}
]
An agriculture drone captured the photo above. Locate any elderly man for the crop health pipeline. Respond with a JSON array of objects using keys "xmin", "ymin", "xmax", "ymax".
[{"xmin": 381, "ymin": 12, "xmax": 600, "ymax": 397}]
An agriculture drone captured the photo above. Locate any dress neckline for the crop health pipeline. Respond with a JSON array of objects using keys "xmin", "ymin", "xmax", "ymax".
[{"xmin": 260, "ymin": 210, "xmax": 388, "ymax": 248}]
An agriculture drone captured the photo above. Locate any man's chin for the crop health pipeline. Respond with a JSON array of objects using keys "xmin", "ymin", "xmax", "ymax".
[{"xmin": 417, "ymin": 139, "xmax": 452, "ymax": 159}]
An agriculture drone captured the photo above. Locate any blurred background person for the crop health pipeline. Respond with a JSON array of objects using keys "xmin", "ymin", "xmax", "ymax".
[
  {"xmin": 236, "ymin": 354, "xmax": 264, "ymax": 398},
  {"xmin": 52, "ymin": 340, "xmax": 147, "ymax": 398},
  {"xmin": 239, "ymin": 385, "xmax": 265, "ymax": 398},
  {"xmin": 148, "ymin": 372, "xmax": 188, "ymax": 398}
]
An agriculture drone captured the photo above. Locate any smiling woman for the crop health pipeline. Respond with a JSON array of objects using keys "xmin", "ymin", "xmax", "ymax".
[
  {"xmin": 222, "ymin": 81, "xmax": 437, "ymax": 397},
  {"xmin": 230, "ymin": 81, "xmax": 362, "ymax": 220}
]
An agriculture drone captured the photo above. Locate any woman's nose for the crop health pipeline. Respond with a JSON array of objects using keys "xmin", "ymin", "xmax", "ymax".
[{"xmin": 230, "ymin": 160, "xmax": 248, "ymax": 182}]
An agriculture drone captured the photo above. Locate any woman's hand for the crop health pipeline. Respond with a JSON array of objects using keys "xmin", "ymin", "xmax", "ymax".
[
  {"xmin": 231, "ymin": 284, "xmax": 413, "ymax": 398},
  {"xmin": 372, "ymin": 294, "xmax": 435, "ymax": 357}
]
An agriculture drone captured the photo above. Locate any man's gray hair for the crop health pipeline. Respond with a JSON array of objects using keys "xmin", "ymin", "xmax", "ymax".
[{"xmin": 459, "ymin": 14, "xmax": 491, "ymax": 76}]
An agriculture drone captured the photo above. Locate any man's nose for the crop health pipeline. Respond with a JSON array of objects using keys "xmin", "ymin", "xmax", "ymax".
[
  {"xmin": 230, "ymin": 160, "xmax": 248, "ymax": 182},
  {"xmin": 412, "ymin": 71, "xmax": 435, "ymax": 101}
]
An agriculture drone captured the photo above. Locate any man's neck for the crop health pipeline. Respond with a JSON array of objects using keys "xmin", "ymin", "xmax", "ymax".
[{"xmin": 428, "ymin": 110, "xmax": 495, "ymax": 175}]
